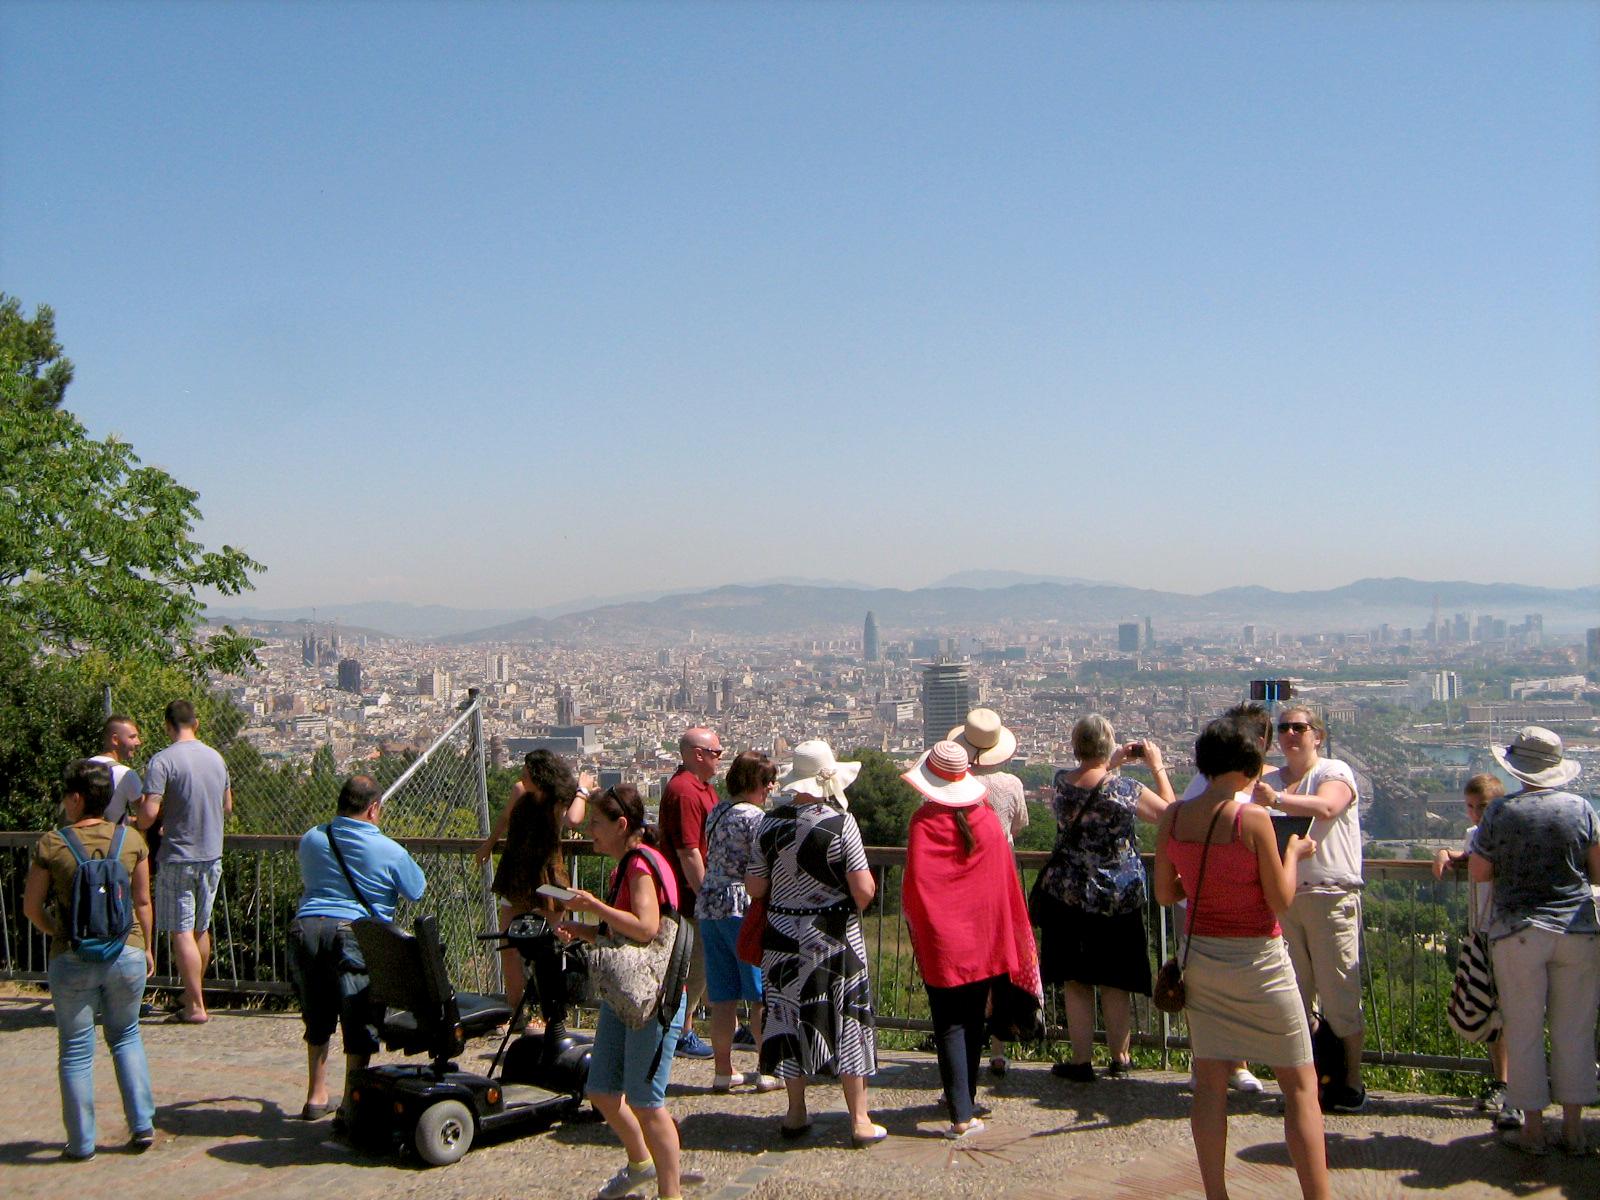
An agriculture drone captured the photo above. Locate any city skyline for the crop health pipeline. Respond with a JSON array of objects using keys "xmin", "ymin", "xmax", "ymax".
[{"xmin": 4, "ymin": 2, "xmax": 1597, "ymax": 609}]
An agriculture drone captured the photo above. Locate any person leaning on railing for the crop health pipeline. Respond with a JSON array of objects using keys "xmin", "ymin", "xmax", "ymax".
[
  {"xmin": 1468, "ymin": 727, "xmax": 1600, "ymax": 1157},
  {"xmin": 289, "ymin": 774, "xmax": 425, "ymax": 1124}
]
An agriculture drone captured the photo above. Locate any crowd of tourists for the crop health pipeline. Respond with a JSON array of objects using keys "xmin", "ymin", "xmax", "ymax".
[{"xmin": 20, "ymin": 697, "xmax": 1600, "ymax": 1200}]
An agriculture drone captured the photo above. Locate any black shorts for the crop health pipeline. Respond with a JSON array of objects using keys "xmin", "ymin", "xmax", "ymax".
[
  {"xmin": 1039, "ymin": 904, "xmax": 1153, "ymax": 996},
  {"xmin": 287, "ymin": 916, "xmax": 382, "ymax": 1055}
]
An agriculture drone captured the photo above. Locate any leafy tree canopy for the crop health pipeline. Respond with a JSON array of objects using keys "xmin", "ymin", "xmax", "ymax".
[{"xmin": 0, "ymin": 295, "xmax": 263, "ymax": 676}]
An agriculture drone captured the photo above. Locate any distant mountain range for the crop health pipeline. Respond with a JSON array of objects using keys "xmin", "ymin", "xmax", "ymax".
[
  {"xmin": 211, "ymin": 577, "xmax": 1597, "ymax": 643},
  {"xmin": 447, "ymin": 577, "xmax": 1599, "ymax": 644}
]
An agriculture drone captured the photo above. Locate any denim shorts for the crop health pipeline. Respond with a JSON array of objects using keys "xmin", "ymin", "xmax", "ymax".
[
  {"xmin": 586, "ymin": 992, "xmax": 688, "ymax": 1109},
  {"xmin": 153, "ymin": 858, "xmax": 222, "ymax": 933},
  {"xmin": 700, "ymin": 916, "xmax": 763, "ymax": 1003}
]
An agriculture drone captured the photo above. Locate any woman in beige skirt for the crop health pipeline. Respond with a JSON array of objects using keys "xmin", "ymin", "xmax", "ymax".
[{"xmin": 1154, "ymin": 719, "xmax": 1328, "ymax": 1200}]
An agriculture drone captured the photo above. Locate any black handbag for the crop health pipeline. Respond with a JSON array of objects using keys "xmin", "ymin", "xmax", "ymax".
[{"xmin": 1152, "ymin": 801, "xmax": 1228, "ymax": 1015}]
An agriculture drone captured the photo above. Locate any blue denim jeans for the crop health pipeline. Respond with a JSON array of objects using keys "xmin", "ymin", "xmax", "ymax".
[{"xmin": 48, "ymin": 943, "xmax": 155, "ymax": 1155}]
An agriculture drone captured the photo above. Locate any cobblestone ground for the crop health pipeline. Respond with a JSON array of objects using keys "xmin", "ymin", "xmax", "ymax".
[{"xmin": 0, "ymin": 996, "xmax": 1593, "ymax": 1200}]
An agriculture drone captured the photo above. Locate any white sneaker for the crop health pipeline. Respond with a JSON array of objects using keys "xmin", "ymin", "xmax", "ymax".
[
  {"xmin": 598, "ymin": 1162, "xmax": 656, "ymax": 1200},
  {"xmin": 1228, "ymin": 1069, "xmax": 1265, "ymax": 1094}
]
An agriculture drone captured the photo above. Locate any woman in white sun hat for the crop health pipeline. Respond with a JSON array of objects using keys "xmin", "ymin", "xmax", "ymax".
[
  {"xmin": 745, "ymin": 740, "xmax": 884, "ymax": 1148},
  {"xmin": 1470, "ymin": 727, "xmax": 1600, "ymax": 1156},
  {"xmin": 903, "ymin": 741, "xmax": 1041, "ymax": 1139}
]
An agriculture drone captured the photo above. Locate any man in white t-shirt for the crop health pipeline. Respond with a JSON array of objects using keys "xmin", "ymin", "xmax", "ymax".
[{"xmin": 89, "ymin": 714, "xmax": 144, "ymax": 825}]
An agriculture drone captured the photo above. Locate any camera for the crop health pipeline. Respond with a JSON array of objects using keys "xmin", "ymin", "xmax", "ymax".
[{"xmin": 1127, "ymin": 741, "xmax": 1145, "ymax": 759}]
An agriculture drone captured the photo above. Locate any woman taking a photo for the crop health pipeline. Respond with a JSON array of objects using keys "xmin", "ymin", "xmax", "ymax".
[
  {"xmin": 903, "ymin": 741, "xmax": 1041, "ymax": 1139},
  {"xmin": 1036, "ymin": 714, "xmax": 1173, "ymax": 1080},
  {"xmin": 1154, "ymin": 719, "xmax": 1327, "ymax": 1200},
  {"xmin": 554, "ymin": 786, "xmax": 699, "ymax": 1200},
  {"xmin": 697, "ymin": 750, "xmax": 780, "ymax": 1094},
  {"xmin": 746, "ymin": 739, "xmax": 884, "ymax": 1147},
  {"xmin": 475, "ymin": 750, "xmax": 595, "ymax": 1019}
]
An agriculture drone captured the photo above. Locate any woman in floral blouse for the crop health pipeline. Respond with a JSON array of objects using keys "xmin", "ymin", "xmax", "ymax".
[
  {"xmin": 1036, "ymin": 714, "xmax": 1173, "ymax": 1080},
  {"xmin": 696, "ymin": 751, "xmax": 781, "ymax": 1094}
]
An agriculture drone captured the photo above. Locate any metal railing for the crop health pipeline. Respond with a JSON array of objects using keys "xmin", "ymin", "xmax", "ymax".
[{"xmin": 0, "ymin": 832, "xmax": 1501, "ymax": 1077}]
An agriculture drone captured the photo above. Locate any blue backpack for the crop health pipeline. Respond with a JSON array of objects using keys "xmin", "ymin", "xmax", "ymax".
[{"xmin": 59, "ymin": 825, "xmax": 134, "ymax": 962}]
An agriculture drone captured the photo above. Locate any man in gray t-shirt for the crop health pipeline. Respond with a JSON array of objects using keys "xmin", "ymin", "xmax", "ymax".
[{"xmin": 137, "ymin": 698, "xmax": 233, "ymax": 1022}]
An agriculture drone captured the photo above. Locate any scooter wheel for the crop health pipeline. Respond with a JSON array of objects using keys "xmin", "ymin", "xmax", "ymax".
[{"xmin": 414, "ymin": 1099, "xmax": 474, "ymax": 1166}]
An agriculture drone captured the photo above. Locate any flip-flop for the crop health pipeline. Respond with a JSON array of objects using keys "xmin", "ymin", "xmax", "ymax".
[{"xmin": 162, "ymin": 1011, "xmax": 209, "ymax": 1025}]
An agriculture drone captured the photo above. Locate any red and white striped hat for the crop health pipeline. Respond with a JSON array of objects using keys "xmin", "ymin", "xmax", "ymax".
[{"xmin": 901, "ymin": 740, "xmax": 988, "ymax": 807}]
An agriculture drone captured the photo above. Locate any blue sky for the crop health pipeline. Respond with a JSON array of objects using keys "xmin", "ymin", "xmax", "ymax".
[{"xmin": 3, "ymin": 1, "xmax": 1596, "ymax": 610}]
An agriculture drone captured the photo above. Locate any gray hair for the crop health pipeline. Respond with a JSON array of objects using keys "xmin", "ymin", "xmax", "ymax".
[{"xmin": 1071, "ymin": 714, "xmax": 1116, "ymax": 763}]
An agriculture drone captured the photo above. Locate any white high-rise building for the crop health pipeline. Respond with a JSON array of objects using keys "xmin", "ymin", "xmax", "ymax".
[{"xmin": 921, "ymin": 660, "xmax": 971, "ymax": 749}]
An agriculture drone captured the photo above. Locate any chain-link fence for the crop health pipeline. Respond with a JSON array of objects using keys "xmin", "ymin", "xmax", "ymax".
[{"xmin": 1, "ymin": 696, "xmax": 499, "ymax": 998}]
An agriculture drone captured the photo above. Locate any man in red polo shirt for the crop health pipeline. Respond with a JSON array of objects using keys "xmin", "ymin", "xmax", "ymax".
[{"xmin": 659, "ymin": 725, "xmax": 723, "ymax": 1058}]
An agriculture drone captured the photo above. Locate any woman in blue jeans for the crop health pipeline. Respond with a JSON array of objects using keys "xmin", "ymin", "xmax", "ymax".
[{"xmin": 23, "ymin": 759, "xmax": 156, "ymax": 1160}]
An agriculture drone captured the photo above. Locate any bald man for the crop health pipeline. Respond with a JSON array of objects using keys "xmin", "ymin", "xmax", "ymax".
[{"xmin": 658, "ymin": 726, "xmax": 724, "ymax": 1058}]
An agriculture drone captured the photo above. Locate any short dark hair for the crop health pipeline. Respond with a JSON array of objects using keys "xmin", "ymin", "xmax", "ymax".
[
  {"xmin": 164, "ymin": 698, "xmax": 198, "ymax": 730},
  {"xmin": 337, "ymin": 775, "xmax": 382, "ymax": 815},
  {"xmin": 1194, "ymin": 718, "xmax": 1265, "ymax": 781},
  {"xmin": 1221, "ymin": 701, "xmax": 1272, "ymax": 748},
  {"xmin": 725, "ymin": 751, "xmax": 777, "ymax": 798},
  {"xmin": 102, "ymin": 714, "xmax": 136, "ymax": 747},
  {"xmin": 64, "ymin": 758, "xmax": 114, "ymax": 817}
]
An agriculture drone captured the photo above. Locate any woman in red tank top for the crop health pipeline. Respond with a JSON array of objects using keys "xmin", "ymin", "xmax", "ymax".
[{"xmin": 1153, "ymin": 719, "xmax": 1327, "ymax": 1200}]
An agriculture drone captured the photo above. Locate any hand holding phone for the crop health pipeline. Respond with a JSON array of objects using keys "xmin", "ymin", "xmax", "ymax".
[{"xmin": 536, "ymin": 883, "xmax": 578, "ymax": 903}]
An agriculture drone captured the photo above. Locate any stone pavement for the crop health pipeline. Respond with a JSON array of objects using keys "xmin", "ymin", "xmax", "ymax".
[{"xmin": 0, "ymin": 995, "xmax": 1594, "ymax": 1200}]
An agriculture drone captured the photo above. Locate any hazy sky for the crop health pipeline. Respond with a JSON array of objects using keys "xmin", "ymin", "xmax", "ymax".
[{"xmin": 4, "ymin": 1, "xmax": 1596, "ymax": 611}]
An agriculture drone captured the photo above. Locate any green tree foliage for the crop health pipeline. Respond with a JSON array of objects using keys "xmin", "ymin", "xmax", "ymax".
[
  {"xmin": 0, "ymin": 296, "xmax": 263, "ymax": 825},
  {"xmin": 1, "ymin": 296, "xmax": 263, "ymax": 673},
  {"xmin": 838, "ymin": 747, "xmax": 922, "ymax": 847}
]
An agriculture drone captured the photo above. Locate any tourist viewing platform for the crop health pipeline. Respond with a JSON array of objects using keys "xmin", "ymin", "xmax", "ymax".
[{"xmin": 3, "ymin": 832, "xmax": 1595, "ymax": 1197}]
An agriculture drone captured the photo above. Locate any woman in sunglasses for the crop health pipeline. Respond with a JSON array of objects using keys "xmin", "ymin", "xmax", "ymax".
[{"xmin": 1256, "ymin": 706, "xmax": 1365, "ymax": 1112}]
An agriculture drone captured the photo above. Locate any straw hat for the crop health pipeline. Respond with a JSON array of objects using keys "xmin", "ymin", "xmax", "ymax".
[
  {"xmin": 778, "ymin": 739, "xmax": 862, "ymax": 807},
  {"xmin": 948, "ymin": 707, "xmax": 1018, "ymax": 768},
  {"xmin": 902, "ymin": 740, "xmax": 988, "ymax": 807},
  {"xmin": 1491, "ymin": 726, "xmax": 1581, "ymax": 789}
]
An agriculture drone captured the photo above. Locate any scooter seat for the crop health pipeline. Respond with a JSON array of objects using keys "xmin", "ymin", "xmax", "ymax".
[{"xmin": 382, "ymin": 991, "xmax": 511, "ymax": 1046}]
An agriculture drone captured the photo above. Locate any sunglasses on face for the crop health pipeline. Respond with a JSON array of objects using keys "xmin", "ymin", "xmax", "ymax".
[
  {"xmin": 1277, "ymin": 721, "xmax": 1313, "ymax": 734},
  {"xmin": 698, "ymin": 746, "xmax": 724, "ymax": 758}
]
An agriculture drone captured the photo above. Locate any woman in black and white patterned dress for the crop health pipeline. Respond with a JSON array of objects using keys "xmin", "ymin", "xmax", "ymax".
[{"xmin": 745, "ymin": 740, "xmax": 885, "ymax": 1147}]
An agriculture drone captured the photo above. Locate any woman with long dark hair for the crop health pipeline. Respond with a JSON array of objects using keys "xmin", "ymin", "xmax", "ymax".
[{"xmin": 475, "ymin": 749, "xmax": 594, "ymax": 1017}]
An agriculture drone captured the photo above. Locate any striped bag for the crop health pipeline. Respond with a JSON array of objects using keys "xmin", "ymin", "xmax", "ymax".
[{"xmin": 1445, "ymin": 931, "xmax": 1501, "ymax": 1043}]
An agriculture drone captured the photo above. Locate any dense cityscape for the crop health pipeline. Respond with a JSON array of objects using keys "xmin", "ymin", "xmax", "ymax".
[{"xmin": 219, "ymin": 604, "xmax": 1600, "ymax": 847}]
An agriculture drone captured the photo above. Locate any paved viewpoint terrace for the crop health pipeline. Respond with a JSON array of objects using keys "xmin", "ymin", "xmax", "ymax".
[{"xmin": 0, "ymin": 996, "xmax": 1593, "ymax": 1200}]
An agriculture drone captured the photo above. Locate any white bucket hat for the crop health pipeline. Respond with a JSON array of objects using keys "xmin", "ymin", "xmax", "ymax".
[
  {"xmin": 778, "ymin": 739, "xmax": 861, "ymax": 807},
  {"xmin": 948, "ymin": 707, "xmax": 1018, "ymax": 768},
  {"xmin": 902, "ymin": 740, "xmax": 988, "ymax": 808},
  {"xmin": 1491, "ymin": 726, "xmax": 1582, "ymax": 789}
]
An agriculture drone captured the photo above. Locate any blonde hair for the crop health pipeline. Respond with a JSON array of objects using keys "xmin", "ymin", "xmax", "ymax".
[{"xmin": 1071, "ymin": 714, "xmax": 1116, "ymax": 763}]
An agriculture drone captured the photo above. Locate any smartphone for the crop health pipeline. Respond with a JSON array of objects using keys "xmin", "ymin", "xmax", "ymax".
[
  {"xmin": 1271, "ymin": 814, "xmax": 1314, "ymax": 858},
  {"xmin": 536, "ymin": 883, "xmax": 578, "ymax": 903}
]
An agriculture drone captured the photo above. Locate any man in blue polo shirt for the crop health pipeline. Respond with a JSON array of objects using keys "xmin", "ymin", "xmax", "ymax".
[{"xmin": 289, "ymin": 775, "xmax": 425, "ymax": 1121}]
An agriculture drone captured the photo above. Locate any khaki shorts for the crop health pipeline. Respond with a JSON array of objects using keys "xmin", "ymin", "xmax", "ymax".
[{"xmin": 1279, "ymin": 889, "xmax": 1364, "ymax": 1038}]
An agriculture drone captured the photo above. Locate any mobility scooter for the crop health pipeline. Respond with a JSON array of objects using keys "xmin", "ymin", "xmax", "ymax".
[{"xmin": 343, "ymin": 911, "xmax": 592, "ymax": 1165}]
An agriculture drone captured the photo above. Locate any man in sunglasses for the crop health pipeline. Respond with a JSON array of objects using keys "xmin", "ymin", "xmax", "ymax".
[{"xmin": 659, "ymin": 726, "xmax": 725, "ymax": 1058}]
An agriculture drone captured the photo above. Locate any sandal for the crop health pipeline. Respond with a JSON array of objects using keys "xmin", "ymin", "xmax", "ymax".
[
  {"xmin": 943, "ymin": 1117, "xmax": 986, "ymax": 1140},
  {"xmin": 1499, "ymin": 1132, "xmax": 1549, "ymax": 1157}
]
